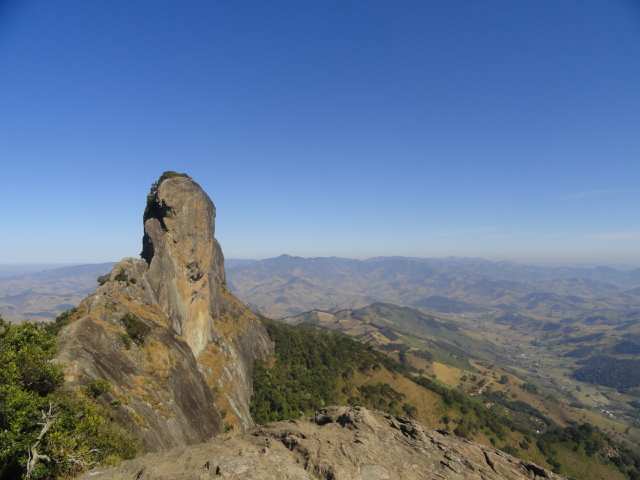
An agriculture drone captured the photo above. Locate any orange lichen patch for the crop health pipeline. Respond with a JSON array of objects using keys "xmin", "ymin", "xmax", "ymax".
[
  {"xmin": 197, "ymin": 342, "xmax": 227, "ymax": 395},
  {"xmin": 141, "ymin": 338, "xmax": 175, "ymax": 381},
  {"xmin": 215, "ymin": 285, "xmax": 261, "ymax": 338},
  {"xmin": 128, "ymin": 374, "xmax": 172, "ymax": 418},
  {"xmin": 197, "ymin": 342, "xmax": 239, "ymax": 427},
  {"xmin": 112, "ymin": 290, "xmax": 169, "ymax": 328},
  {"xmin": 129, "ymin": 409, "xmax": 148, "ymax": 428}
]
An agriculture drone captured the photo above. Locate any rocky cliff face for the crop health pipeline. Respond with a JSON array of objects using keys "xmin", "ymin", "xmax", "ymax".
[
  {"xmin": 78, "ymin": 406, "xmax": 566, "ymax": 480},
  {"xmin": 56, "ymin": 173, "xmax": 273, "ymax": 451},
  {"xmin": 141, "ymin": 175, "xmax": 224, "ymax": 358}
]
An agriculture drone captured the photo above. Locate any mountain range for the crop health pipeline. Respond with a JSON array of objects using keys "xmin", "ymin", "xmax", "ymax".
[
  {"xmin": 0, "ymin": 263, "xmax": 114, "ymax": 322},
  {"xmin": 6, "ymin": 255, "xmax": 640, "ymax": 326},
  {"xmin": 226, "ymin": 254, "xmax": 640, "ymax": 321}
]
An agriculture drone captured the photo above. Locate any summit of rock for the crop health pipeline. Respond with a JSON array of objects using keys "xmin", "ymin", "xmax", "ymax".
[
  {"xmin": 79, "ymin": 406, "xmax": 566, "ymax": 480},
  {"xmin": 142, "ymin": 173, "xmax": 226, "ymax": 357},
  {"xmin": 56, "ymin": 172, "xmax": 273, "ymax": 451}
]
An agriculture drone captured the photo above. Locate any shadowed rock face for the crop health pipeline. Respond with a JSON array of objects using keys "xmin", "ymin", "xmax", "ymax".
[
  {"xmin": 78, "ymin": 407, "xmax": 566, "ymax": 480},
  {"xmin": 56, "ymin": 173, "xmax": 273, "ymax": 452}
]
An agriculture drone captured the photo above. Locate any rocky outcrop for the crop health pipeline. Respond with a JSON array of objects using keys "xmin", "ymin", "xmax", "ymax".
[
  {"xmin": 56, "ymin": 173, "xmax": 273, "ymax": 451},
  {"xmin": 78, "ymin": 406, "xmax": 566, "ymax": 480},
  {"xmin": 142, "ymin": 175, "xmax": 224, "ymax": 358}
]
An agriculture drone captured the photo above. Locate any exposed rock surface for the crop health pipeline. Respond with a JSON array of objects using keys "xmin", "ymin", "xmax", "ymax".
[
  {"xmin": 56, "ymin": 173, "xmax": 273, "ymax": 451},
  {"xmin": 79, "ymin": 406, "xmax": 566, "ymax": 480}
]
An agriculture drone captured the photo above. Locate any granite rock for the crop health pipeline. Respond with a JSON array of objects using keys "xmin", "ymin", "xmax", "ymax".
[
  {"xmin": 56, "ymin": 173, "xmax": 273, "ymax": 451},
  {"xmin": 78, "ymin": 406, "xmax": 566, "ymax": 480}
]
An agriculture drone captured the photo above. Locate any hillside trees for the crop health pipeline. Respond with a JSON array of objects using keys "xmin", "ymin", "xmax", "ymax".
[
  {"xmin": 0, "ymin": 316, "xmax": 141, "ymax": 479},
  {"xmin": 573, "ymin": 356, "xmax": 640, "ymax": 389},
  {"xmin": 252, "ymin": 318, "xmax": 640, "ymax": 480},
  {"xmin": 250, "ymin": 319, "xmax": 412, "ymax": 424},
  {"xmin": 537, "ymin": 424, "xmax": 640, "ymax": 478}
]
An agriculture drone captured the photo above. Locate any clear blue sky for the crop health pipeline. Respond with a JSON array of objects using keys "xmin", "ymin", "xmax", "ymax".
[{"xmin": 1, "ymin": 1, "xmax": 639, "ymax": 266}]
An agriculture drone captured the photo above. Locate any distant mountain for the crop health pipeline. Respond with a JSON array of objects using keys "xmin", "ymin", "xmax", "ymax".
[
  {"xmin": 0, "ymin": 263, "xmax": 78, "ymax": 278},
  {"xmin": 412, "ymin": 295, "xmax": 479, "ymax": 313},
  {"xmin": 13, "ymin": 255, "xmax": 638, "ymax": 324},
  {"xmin": 0, "ymin": 263, "xmax": 115, "ymax": 322},
  {"xmin": 225, "ymin": 255, "xmax": 640, "ymax": 319}
]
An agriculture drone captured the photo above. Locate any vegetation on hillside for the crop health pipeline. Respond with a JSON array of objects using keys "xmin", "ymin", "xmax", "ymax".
[
  {"xmin": 250, "ymin": 319, "xmax": 414, "ymax": 424},
  {"xmin": 537, "ymin": 424, "xmax": 640, "ymax": 479},
  {"xmin": 0, "ymin": 316, "xmax": 142, "ymax": 479},
  {"xmin": 573, "ymin": 355, "xmax": 640, "ymax": 390},
  {"xmin": 251, "ymin": 318, "xmax": 640, "ymax": 480}
]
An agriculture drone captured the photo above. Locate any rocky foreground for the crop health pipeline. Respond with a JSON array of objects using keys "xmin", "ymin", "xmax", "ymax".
[{"xmin": 79, "ymin": 406, "xmax": 564, "ymax": 480}]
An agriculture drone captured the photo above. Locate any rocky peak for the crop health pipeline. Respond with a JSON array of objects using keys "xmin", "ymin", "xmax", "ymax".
[
  {"xmin": 56, "ymin": 172, "xmax": 273, "ymax": 451},
  {"xmin": 142, "ymin": 173, "xmax": 225, "ymax": 357}
]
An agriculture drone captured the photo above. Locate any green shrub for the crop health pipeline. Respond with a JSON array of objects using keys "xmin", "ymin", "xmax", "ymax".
[
  {"xmin": 114, "ymin": 271, "xmax": 127, "ymax": 282},
  {"xmin": 120, "ymin": 314, "xmax": 151, "ymax": 346},
  {"xmin": 82, "ymin": 379, "xmax": 111, "ymax": 399},
  {"xmin": 44, "ymin": 308, "xmax": 78, "ymax": 337},
  {"xmin": 501, "ymin": 444, "xmax": 518, "ymax": 456},
  {"xmin": 0, "ymin": 317, "xmax": 142, "ymax": 479},
  {"xmin": 146, "ymin": 171, "xmax": 191, "ymax": 203}
]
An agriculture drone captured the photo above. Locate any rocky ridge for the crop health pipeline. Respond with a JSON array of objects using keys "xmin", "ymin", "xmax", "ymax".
[
  {"xmin": 79, "ymin": 406, "xmax": 566, "ymax": 480},
  {"xmin": 56, "ymin": 173, "xmax": 273, "ymax": 451}
]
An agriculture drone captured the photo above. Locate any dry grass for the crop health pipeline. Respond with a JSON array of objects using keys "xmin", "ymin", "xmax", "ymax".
[
  {"xmin": 196, "ymin": 341, "xmax": 241, "ymax": 430},
  {"xmin": 406, "ymin": 354, "xmax": 434, "ymax": 376},
  {"xmin": 216, "ymin": 285, "xmax": 259, "ymax": 338},
  {"xmin": 141, "ymin": 339, "xmax": 175, "ymax": 381},
  {"xmin": 113, "ymin": 290, "xmax": 169, "ymax": 327},
  {"xmin": 432, "ymin": 363, "xmax": 464, "ymax": 387},
  {"xmin": 350, "ymin": 368, "xmax": 447, "ymax": 427},
  {"xmin": 128, "ymin": 374, "xmax": 173, "ymax": 420}
]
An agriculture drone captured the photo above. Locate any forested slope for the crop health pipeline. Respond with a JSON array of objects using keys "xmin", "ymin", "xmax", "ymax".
[{"xmin": 251, "ymin": 319, "xmax": 640, "ymax": 480}]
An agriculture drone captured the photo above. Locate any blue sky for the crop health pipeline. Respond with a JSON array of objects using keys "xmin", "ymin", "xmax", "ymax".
[{"xmin": 1, "ymin": 1, "xmax": 639, "ymax": 266}]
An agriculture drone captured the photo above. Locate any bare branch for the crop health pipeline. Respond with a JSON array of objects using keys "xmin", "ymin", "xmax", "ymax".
[{"xmin": 25, "ymin": 402, "xmax": 58, "ymax": 478}]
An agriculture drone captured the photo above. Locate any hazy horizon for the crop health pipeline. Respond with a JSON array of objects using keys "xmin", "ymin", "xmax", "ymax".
[{"xmin": 1, "ymin": 253, "xmax": 639, "ymax": 280}]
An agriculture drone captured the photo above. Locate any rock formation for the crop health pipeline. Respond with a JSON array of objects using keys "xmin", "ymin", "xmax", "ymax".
[
  {"xmin": 78, "ymin": 406, "xmax": 566, "ymax": 480},
  {"xmin": 56, "ymin": 172, "xmax": 273, "ymax": 451}
]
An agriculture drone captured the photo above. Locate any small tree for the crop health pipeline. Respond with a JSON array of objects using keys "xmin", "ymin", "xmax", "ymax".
[
  {"xmin": 0, "ymin": 317, "xmax": 141, "ymax": 479},
  {"xmin": 0, "ymin": 318, "xmax": 63, "ymax": 478}
]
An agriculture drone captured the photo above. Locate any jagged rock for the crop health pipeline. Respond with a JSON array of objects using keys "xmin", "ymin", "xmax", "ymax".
[
  {"xmin": 56, "ymin": 173, "xmax": 273, "ymax": 451},
  {"xmin": 78, "ymin": 407, "xmax": 566, "ymax": 480}
]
